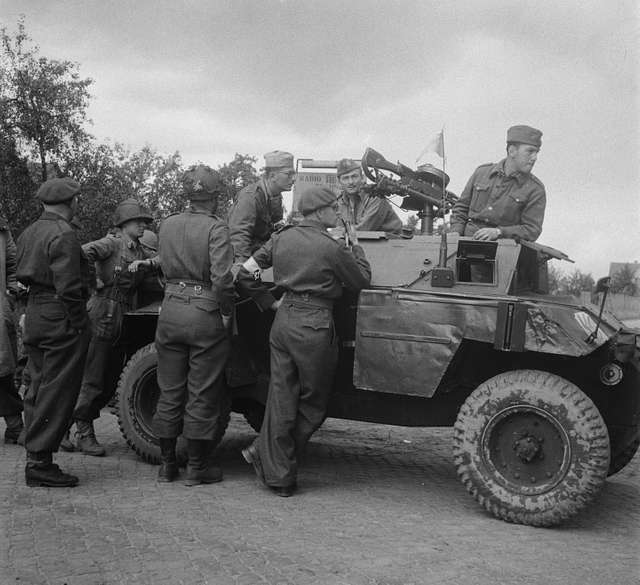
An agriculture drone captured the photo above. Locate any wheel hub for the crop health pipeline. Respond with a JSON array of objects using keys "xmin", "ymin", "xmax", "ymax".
[{"xmin": 481, "ymin": 404, "xmax": 572, "ymax": 495}]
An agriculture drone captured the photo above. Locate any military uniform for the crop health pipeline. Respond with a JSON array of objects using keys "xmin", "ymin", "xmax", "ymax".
[
  {"xmin": 153, "ymin": 165, "xmax": 235, "ymax": 485},
  {"xmin": 451, "ymin": 125, "xmax": 546, "ymax": 241},
  {"xmin": 0, "ymin": 217, "xmax": 23, "ymax": 443},
  {"xmin": 16, "ymin": 178, "xmax": 90, "ymax": 486},
  {"xmin": 239, "ymin": 186, "xmax": 371, "ymax": 492},
  {"xmin": 228, "ymin": 150, "xmax": 294, "ymax": 263},
  {"xmin": 337, "ymin": 189, "xmax": 402, "ymax": 234},
  {"xmin": 73, "ymin": 229, "xmax": 148, "ymax": 431}
]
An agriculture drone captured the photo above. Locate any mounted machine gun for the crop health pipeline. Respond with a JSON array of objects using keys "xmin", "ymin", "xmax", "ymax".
[{"xmin": 360, "ymin": 147, "xmax": 458, "ymax": 235}]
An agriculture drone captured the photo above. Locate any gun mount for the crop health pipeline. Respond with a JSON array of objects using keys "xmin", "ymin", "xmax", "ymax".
[{"xmin": 361, "ymin": 147, "xmax": 458, "ymax": 234}]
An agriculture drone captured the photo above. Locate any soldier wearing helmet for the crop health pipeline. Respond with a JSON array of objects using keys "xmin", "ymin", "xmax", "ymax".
[
  {"xmin": 152, "ymin": 164, "xmax": 235, "ymax": 486},
  {"xmin": 228, "ymin": 150, "xmax": 296, "ymax": 268},
  {"xmin": 451, "ymin": 125, "xmax": 546, "ymax": 242},
  {"xmin": 70, "ymin": 198, "xmax": 153, "ymax": 456}
]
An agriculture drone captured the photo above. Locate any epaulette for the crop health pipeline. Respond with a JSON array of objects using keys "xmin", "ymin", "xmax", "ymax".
[
  {"xmin": 476, "ymin": 162, "xmax": 494, "ymax": 171},
  {"xmin": 528, "ymin": 172, "xmax": 545, "ymax": 189},
  {"xmin": 274, "ymin": 223, "xmax": 293, "ymax": 234}
]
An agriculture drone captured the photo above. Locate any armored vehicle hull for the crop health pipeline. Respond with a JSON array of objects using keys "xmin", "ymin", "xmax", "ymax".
[{"xmin": 113, "ymin": 235, "xmax": 640, "ymax": 526}]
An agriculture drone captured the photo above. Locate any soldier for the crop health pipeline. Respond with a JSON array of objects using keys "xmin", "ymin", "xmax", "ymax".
[
  {"xmin": 16, "ymin": 178, "xmax": 91, "ymax": 487},
  {"xmin": 238, "ymin": 185, "xmax": 371, "ymax": 497},
  {"xmin": 71, "ymin": 198, "xmax": 153, "ymax": 456},
  {"xmin": 152, "ymin": 165, "xmax": 234, "ymax": 486},
  {"xmin": 336, "ymin": 158, "xmax": 402, "ymax": 234},
  {"xmin": 451, "ymin": 125, "xmax": 546, "ymax": 242},
  {"xmin": 228, "ymin": 150, "xmax": 296, "ymax": 266},
  {"xmin": 0, "ymin": 216, "xmax": 23, "ymax": 444}
]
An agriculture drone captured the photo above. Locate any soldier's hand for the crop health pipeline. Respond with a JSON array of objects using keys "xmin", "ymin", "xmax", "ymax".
[
  {"xmin": 128, "ymin": 260, "xmax": 147, "ymax": 272},
  {"xmin": 270, "ymin": 298, "xmax": 283, "ymax": 311},
  {"xmin": 222, "ymin": 314, "xmax": 232, "ymax": 330},
  {"xmin": 19, "ymin": 313, "xmax": 25, "ymax": 332},
  {"xmin": 473, "ymin": 227, "xmax": 501, "ymax": 241},
  {"xmin": 346, "ymin": 223, "xmax": 358, "ymax": 245}
]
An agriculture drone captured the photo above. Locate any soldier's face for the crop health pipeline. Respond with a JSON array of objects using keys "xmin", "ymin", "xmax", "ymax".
[
  {"xmin": 509, "ymin": 144, "xmax": 539, "ymax": 174},
  {"xmin": 271, "ymin": 169, "xmax": 296, "ymax": 193},
  {"xmin": 121, "ymin": 219, "xmax": 146, "ymax": 240},
  {"xmin": 338, "ymin": 169, "xmax": 364, "ymax": 195}
]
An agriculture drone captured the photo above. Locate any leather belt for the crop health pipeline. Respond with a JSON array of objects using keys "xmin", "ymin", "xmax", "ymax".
[
  {"xmin": 284, "ymin": 291, "xmax": 334, "ymax": 309},
  {"xmin": 165, "ymin": 281, "xmax": 217, "ymax": 300}
]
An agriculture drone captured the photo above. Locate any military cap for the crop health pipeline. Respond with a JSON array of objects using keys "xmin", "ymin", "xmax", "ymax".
[
  {"xmin": 264, "ymin": 150, "xmax": 294, "ymax": 170},
  {"xmin": 112, "ymin": 198, "xmax": 153, "ymax": 227},
  {"xmin": 182, "ymin": 164, "xmax": 224, "ymax": 200},
  {"xmin": 507, "ymin": 125, "xmax": 542, "ymax": 148},
  {"xmin": 298, "ymin": 186, "xmax": 337, "ymax": 216},
  {"xmin": 36, "ymin": 178, "xmax": 81, "ymax": 203},
  {"xmin": 336, "ymin": 158, "xmax": 361, "ymax": 177}
]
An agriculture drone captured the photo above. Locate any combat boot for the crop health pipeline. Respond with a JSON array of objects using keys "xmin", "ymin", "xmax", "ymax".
[
  {"xmin": 184, "ymin": 440, "xmax": 223, "ymax": 486},
  {"xmin": 74, "ymin": 420, "xmax": 106, "ymax": 456},
  {"xmin": 157, "ymin": 437, "xmax": 179, "ymax": 482},
  {"xmin": 59, "ymin": 428, "xmax": 75, "ymax": 452},
  {"xmin": 25, "ymin": 451, "xmax": 79, "ymax": 488},
  {"xmin": 3, "ymin": 414, "xmax": 24, "ymax": 444}
]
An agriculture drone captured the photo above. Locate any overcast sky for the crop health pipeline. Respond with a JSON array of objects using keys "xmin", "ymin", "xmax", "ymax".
[{"xmin": 2, "ymin": 0, "xmax": 638, "ymax": 276}]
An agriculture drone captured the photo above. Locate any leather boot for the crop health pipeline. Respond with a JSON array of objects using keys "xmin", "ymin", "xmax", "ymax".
[
  {"xmin": 4, "ymin": 414, "xmax": 24, "ymax": 444},
  {"xmin": 59, "ymin": 428, "xmax": 75, "ymax": 452},
  {"xmin": 157, "ymin": 437, "xmax": 179, "ymax": 482},
  {"xmin": 25, "ymin": 451, "xmax": 79, "ymax": 488},
  {"xmin": 184, "ymin": 440, "xmax": 223, "ymax": 486},
  {"xmin": 74, "ymin": 420, "xmax": 106, "ymax": 456}
]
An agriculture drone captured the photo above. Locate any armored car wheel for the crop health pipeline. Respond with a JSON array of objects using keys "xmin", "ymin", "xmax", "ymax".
[
  {"xmin": 453, "ymin": 370, "xmax": 610, "ymax": 527},
  {"xmin": 116, "ymin": 343, "xmax": 230, "ymax": 465}
]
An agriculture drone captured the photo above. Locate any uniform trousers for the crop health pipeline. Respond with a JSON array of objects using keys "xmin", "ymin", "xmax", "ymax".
[
  {"xmin": 73, "ymin": 294, "xmax": 129, "ymax": 422},
  {"xmin": 22, "ymin": 294, "xmax": 89, "ymax": 453},
  {"xmin": 0, "ymin": 302, "xmax": 21, "ymax": 416},
  {"xmin": 153, "ymin": 292, "xmax": 230, "ymax": 440},
  {"xmin": 257, "ymin": 299, "xmax": 338, "ymax": 487}
]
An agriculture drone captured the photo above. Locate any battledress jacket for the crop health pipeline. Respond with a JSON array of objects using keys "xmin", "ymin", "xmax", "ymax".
[
  {"xmin": 337, "ymin": 189, "xmax": 402, "ymax": 234},
  {"xmin": 238, "ymin": 219, "xmax": 372, "ymax": 311},
  {"xmin": 450, "ymin": 159, "xmax": 546, "ymax": 241},
  {"xmin": 15, "ymin": 211, "xmax": 90, "ymax": 330},
  {"xmin": 228, "ymin": 179, "xmax": 284, "ymax": 262}
]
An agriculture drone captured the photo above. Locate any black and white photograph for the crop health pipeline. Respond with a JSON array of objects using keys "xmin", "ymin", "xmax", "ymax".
[{"xmin": 0, "ymin": 1, "xmax": 638, "ymax": 584}]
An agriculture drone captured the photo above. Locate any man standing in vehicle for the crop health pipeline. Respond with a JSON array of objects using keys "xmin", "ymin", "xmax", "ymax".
[
  {"xmin": 450, "ymin": 125, "xmax": 546, "ymax": 242},
  {"xmin": 16, "ymin": 178, "xmax": 91, "ymax": 487},
  {"xmin": 71, "ymin": 198, "xmax": 153, "ymax": 456},
  {"xmin": 152, "ymin": 165, "xmax": 235, "ymax": 486},
  {"xmin": 238, "ymin": 185, "xmax": 371, "ymax": 497},
  {"xmin": 228, "ymin": 150, "xmax": 296, "ymax": 267},
  {"xmin": 336, "ymin": 158, "xmax": 402, "ymax": 234}
]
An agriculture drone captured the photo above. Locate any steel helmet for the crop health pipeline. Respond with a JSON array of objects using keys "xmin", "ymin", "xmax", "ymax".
[{"xmin": 112, "ymin": 198, "xmax": 153, "ymax": 227}]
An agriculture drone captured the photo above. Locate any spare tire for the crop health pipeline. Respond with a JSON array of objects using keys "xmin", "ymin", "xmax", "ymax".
[{"xmin": 116, "ymin": 343, "xmax": 230, "ymax": 464}]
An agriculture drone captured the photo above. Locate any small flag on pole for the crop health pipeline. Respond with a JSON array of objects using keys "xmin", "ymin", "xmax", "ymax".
[{"xmin": 415, "ymin": 129, "xmax": 445, "ymax": 164}]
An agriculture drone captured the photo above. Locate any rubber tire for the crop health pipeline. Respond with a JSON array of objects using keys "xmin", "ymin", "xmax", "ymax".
[
  {"xmin": 116, "ymin": 342, "xmax": 230, "ymax": 464},
  {"xmin": 453, "ymin": 369, "xmax": 610, "ymax": 527},
  {"xmin": 242, "ymin": 403, "xmax": 265, "ymax": 433},
  {"xmin": 608, "ymin": 435, "xmax": 640, "ymax": 477}
]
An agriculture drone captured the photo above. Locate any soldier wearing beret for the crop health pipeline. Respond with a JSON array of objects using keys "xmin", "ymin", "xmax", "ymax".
[
  {"xmin": 228, "ymin": 150, "xmax": 296, "ymax": 268},
  {"xmin": 451, "ymin": 125, "xmax": 546, "ymax": 242},
  {"xmin": 70, "ymin": 198, "xmax": 153, "ymax": 456},
  {"xmin": 336, "ymin": 158, "xmax": 402, "ymax": 235},
  {"xmin": 152, "ymin": 165, "xmax": 235, "ymax": 486},
  {"xmin": 16, "ymin": 178, "xmax": 91, "ymax": 487},
  {"xmin": 238, "ymin": 185, "xmax": 371, "ymax": 497}
]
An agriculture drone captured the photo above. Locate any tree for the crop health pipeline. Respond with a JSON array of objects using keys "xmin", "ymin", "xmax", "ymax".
[
  {"xmin": 1, "ymin": 17, "xmax": 93, "ymax": 182},
  {"xmin": 611, "ymin": 263, "xmax": 638, "ymax": 296},
  {"xmin": 216, "ymin": 153, "xmax": 259, "ymax": 217}
]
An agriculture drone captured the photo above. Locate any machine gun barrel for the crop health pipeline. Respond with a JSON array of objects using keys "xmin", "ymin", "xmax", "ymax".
[{"xmin": 373, "ymin": 175, "xmax": 456, "ymax": 211}]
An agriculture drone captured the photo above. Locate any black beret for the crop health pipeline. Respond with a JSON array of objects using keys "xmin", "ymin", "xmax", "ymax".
[
  {"xmin": 299, "ymin": 186, "xmax": 337, "ymax": 216},
  {"xmin": 36, "ymin": 178, "xmax": 81, "ymax": 203}
]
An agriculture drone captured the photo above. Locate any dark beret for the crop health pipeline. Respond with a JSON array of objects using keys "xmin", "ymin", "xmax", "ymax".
[
  {"xmin": 298, "ymin": 186, "xmax": 337, "ymax": 216},
  {"xmin": 182, "ymin": 165, "xmax": 224, "ymax": 200},
  {"xmin": 36, "ymin": 178, "xmax": 81, "ymax": 203},
  {"xmin": 507, "ymin": 125, "xmax": 542, "ymax": 148},
  {"xmin": 336, "ymin": 158, "xmax": 360, "ymax": 177}
]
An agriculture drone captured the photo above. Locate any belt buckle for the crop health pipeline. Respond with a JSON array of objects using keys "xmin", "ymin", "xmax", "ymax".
[
  {"xmin": 178, "ymin": 281, "xmax": 186, "ymax": 289},
  {"xmin": 194, "ymin": 285, "xmax": 202, "ymax": 295}
]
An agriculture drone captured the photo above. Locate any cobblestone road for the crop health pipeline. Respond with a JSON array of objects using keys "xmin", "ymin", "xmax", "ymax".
[{"xmin": 1, "ymin": 413, "xmax": 638, "ymax": 585}]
